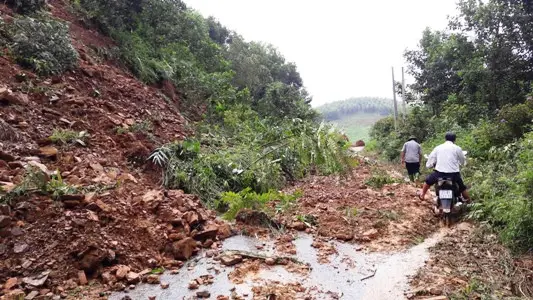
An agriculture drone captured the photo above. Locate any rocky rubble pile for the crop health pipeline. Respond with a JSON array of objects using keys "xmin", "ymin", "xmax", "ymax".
[
  {"xmin": 0, "ymin": 1, "xmax": 234, "ymax": 297},
  {"xmin": 0, "ymin": 182, "xmax": 233, "ymax": 298}
]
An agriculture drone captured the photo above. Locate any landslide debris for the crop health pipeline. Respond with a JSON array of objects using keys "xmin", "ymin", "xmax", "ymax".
[{"xmin": 0, "ymin": 1, "xmax": 233, "ymax": 298}]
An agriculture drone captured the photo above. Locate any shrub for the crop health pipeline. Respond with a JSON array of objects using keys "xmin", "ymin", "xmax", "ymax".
[
  {"xmin": 10, "ymin": 16, "xmax": 78, "ymax": 75},
  {"xmin": 370, "ymin": 106, "xmax": 435, "ymax": 161},
  {"xmin": 218, "ymin": 188, "xmax": 300, "ymax": 220},
  {"xmin": 365, "ymin": 170, "xmax": 397, "ymax": 188},
  {"xmin": 7, "ymin": 0, "xmax": 46, "ymax": 14},
  {"xmin": 49, "ymin": 129, "xmax": 89, "ymax": 146},
  {"xmin": 467, "ymin": 133, "xmax": 533, "ymax": 251},
  {"xmin": 0, "ymin": 166, "xmax": 81, "ymax": 202},
  {"xmin": 1, "ymin": 166, "xmax": 48, "ymax": 203},
  {"xmin": 149, "ymin": 117, "xmax": 351, "ymax": 205}
]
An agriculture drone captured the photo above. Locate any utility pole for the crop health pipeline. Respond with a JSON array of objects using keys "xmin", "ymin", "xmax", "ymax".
[
  {"xmin": 401, "ymin": 67, "xmax": 406, "ymax": 119},
  {"xmin": 391, "ymin": 67, "xmax": 398, "ymax": 130}
]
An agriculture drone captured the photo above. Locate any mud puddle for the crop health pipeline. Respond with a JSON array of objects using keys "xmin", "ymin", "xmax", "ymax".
[{"xmin": 111, "ymin": 230, "xmax": 447, "ymax": 300}]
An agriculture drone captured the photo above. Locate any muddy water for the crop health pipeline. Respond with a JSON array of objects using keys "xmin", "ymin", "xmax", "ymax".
[{"xmin": 110, "ymin": 230, "xmax": 446, "ymax": 300}]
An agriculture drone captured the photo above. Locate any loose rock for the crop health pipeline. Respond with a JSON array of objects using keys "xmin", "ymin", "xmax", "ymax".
[
  {"xmin": 13, "ymin": 243, "xmax": 29, "ymax": 254},
  {"xmin": 188, "ymin": 281, "xmax": 199, "ymax": 290},
  {"xmin": 220, "ymin": 254, "xmax": 243, "ymax": 266},
  {"xmin": 4, "ymin": 277, "xmax": 18, "ymax": 290},
  {"xmin": 25, "ymin": 291, "xmax": 39, "ymax": 300},
  {"xmin": 0, "ymin": 215, "xmax": 12, "ymax": 228},
  {"xmin": 146, "ymin": 275, "xmax": 160, "ymax": 284},
  {"xmin": 126, "ymin": 272, "xmax": 140, "ymax": 284},
  {"xmin": 38, "ymin": 146, "xmax": 58, "ymax": 159},
  {"xmin": 115, "ymin": 265, "xmax": 130, "ymax": 279},
  {"xmin": 197, "ymin": 290, "xmax": 211, "ymax": 298},
  {"xmin": 171, "ymin": 237, "xmax": 197, "ymax": 260},
  {"xmin": 77, "ymin": 270, "xmax": 88, "ymax": 285}
]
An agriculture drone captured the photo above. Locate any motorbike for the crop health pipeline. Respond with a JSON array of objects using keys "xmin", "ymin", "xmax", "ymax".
[{"xmin": 424, "ymin": 151, "xmax": 468, "ymax": 227}]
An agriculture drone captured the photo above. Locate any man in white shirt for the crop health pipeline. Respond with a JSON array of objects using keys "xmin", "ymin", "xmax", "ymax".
[
  {"xmin": 401, "ymin": 136, "xmax": 422, "ymax": 182},
  {"xmin": 419, "ymin": 132, "xmax": 471, "ymax": 202}
]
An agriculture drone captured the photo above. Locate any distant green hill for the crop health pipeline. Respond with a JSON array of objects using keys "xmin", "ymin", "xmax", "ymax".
[{"xmin": 317, "ymin": 97, "xmax": 394, "ymax": 141}]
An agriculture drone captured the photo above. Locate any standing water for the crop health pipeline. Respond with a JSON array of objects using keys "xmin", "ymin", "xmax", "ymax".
[{"xmin": 110, "ymin": 230, "xmax": 446, "ymax": 300}]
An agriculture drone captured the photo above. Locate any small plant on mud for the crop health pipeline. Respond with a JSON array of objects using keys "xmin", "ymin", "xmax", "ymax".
[
  {"xmin": 0, "ymin": 166, "xmax": 48, "ymax": 203},
  {"xmin": 45, "ymin": 172, "xmax": 78, "ymax": 200},
  {"xmin": 0, "ymin": 167, "xmax": 79, "ymax": 203},
  {"xmin": 115, "ymin": 120, "xmax": 155, "ymax": 141},
  {"xmin": 450, "ymin": 279, "xmax": 491, "ymax": 300},
  {"xmin": 49, "ymin": 129, "xmax": 89, "ymax": 146},
  {"xmin": 218, "ymin": 188, "xmax": 300, "ymax": 220},
  {"xmin": 150, "ymin": 267, "xmax": 165, "ymax": 275},
  {"xmin": 114, "ymin": 126, "xmax": 128, "ymax": 135},
  {"xmin": 378, "ymin": 209, "xmax": 400, "ymax": 221},
  {"xmin": 365, "ymin": 170, "xmax": 396, "ymax": 188},
  {"xmin": 341, "ymin": 206, "xmax": 358, "ymax": 225},
  {"xmin": 412, "ymin": 236, "xmax": 425, "ymax": 245},
  {"xmin": 274, "ymin": 189, "xmax": 302, "ymax": 214},
  {"xmin": 129, "ymin": 120, "xmax": 153, "ymax": 133},
  {"xmin": 296, "ymin": 214, "xmax": 317, "ymax": 227}
]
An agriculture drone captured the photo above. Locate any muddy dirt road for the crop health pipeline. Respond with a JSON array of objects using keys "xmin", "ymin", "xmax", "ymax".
[
  {"xmin": 108, "ymin": 160, "xmax": 452, "ymax": 300},
  {"xmin": 111, "ymin": 231, "xmax": 448, "ymax": 300}
]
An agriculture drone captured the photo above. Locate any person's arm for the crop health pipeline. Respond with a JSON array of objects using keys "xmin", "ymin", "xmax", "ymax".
[
  {"xmin": 426, "ymin": 147, "xmax": 437, "ymax": 168},
  {"xmin": 418, "ymin": 144, "xmax": 423, "ymax": 163},
  {"xmin": 457, "ymin": 146, "xmax": 466, "ymax": 166},
  {"xmin": 401, "ymin": 143, "xmax": 406, "ymax": 164}
]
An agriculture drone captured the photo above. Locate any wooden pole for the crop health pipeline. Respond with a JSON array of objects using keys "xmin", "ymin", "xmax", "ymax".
[
  {"xmin": 401, "ymin": 67, "xmax": 406, "ymax": 119},
  {"xmin": 391, "ymin": 67, "xmax": 398, "ymax": 130}
]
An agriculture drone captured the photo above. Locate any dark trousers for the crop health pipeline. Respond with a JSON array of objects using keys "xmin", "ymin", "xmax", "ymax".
[
  {"xmin": 425, "ymin": 171, "xmax": 467, "ymax": 193},
  {"xmin": 405, "ymin": 162, "xmax": 420, "ymax": 175}
]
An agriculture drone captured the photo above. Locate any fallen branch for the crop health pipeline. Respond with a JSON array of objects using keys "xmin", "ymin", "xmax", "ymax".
[
  {"xmin": 360, "ymin": 269, "xmax": 377, "ymax": 281},
  {"xmin": 220, "ymin": 250, "xmax": 308, "ymax": 265}
]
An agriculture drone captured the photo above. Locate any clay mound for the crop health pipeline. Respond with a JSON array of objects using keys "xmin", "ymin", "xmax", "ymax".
[{"xmin": 0, "ymin": 1, "xmax": 231, "ymax": 296}]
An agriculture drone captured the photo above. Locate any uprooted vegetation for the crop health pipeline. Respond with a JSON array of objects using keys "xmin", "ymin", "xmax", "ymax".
[{"xmin": 149, "ymin": 118, "xmax": 351, "ymax": 206}]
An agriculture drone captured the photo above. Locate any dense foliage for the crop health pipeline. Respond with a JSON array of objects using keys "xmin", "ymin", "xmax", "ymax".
[
  {"xmin": 75, "ymin": 0, "xmax": 315, "ymax": 120},
  {"xmin": 371, "ymin": 0, "xmax": 533, "ymax": 252},
  {"xmin": 7, "ymin": 0, "xmax": 46, "ymax": 14},
  {"xmin": 316, "ymin": 97, "xmax": 393, "ymax": 121},
  {"xmin": 149, "ymin": 115, "xmax": 351, "ymax": 205},
  {"xmin": 61, "ymin": 0, "xmax": 350, "ymax": 209},
  {"xmin": 8, "ymin": 17, "xmax": 79, "ymax": 76}
]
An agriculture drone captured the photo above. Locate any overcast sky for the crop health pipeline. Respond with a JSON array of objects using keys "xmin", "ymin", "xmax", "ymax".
[{"xmin": 184, "ymin": 0, "xmax": 458, "ymax": 106}]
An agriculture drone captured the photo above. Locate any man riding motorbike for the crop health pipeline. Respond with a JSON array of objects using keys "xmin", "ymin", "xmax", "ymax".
[{"xmin": 419, "ymin": 132, "xmax": 471, "ymax": 203}]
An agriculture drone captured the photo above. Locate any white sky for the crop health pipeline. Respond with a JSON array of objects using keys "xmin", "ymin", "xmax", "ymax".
[{"xmin": 184, "ymin": 0, "xmax": 458, "ymax": 106}]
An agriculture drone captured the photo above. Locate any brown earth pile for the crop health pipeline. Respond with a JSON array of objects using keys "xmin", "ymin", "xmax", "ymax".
[
  {"xmin": 278, "ymin": 164, "xmax": 438, "ymax": 251},
  {"xmin": 0, "ymin": 1, "xmax": 232, "ymax": 298},
  {"xmin": 409, "ymin": 223, "xmax": 533, "ymax": 299}
]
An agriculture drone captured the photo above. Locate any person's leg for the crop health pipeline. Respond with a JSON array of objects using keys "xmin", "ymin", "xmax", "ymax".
[
  {"xmin": 414, "ymin": 163, "xmax": 421, "ymax": 183},
  {"xmin": 461, "ymin": 190, "xmax": 471, "ymax": 201},
  {"xmin": 420, "ymin": 183, "xmax": 431, "ymax": 199},
  {"xmin": 420, "ymin": 171, "xmax": 438, "ymax": 200},
  {"xmin": 406, "ymin": 163, "xmax": 415, "ymax": 182},
  {"xmin": 454, "ymin": 173, "xmax": 470, "ymax": 201}
]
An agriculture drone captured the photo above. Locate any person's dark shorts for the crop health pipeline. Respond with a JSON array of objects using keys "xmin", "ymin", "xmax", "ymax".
[
  {"xmin": 425, "ymin": 171, "xmax": 467, "ymax": 193},
  {"xmin": 405, "ymin": 162, "xmax": 420, "ymax": 175}
]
